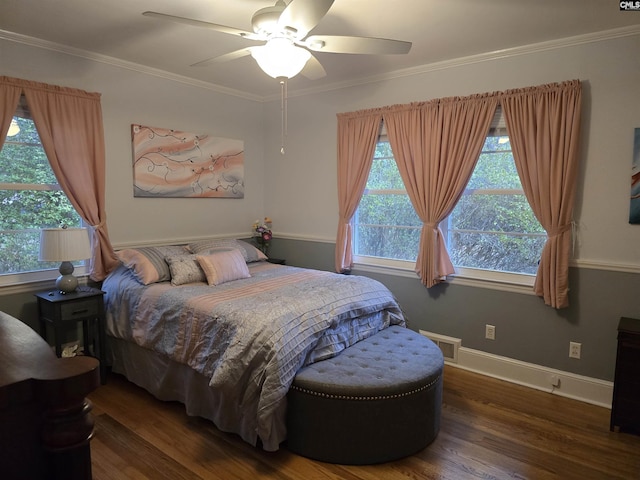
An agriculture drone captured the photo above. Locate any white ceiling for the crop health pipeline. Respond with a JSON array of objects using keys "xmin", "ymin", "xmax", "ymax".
[{"xmin": 2, "ymin": 0, "xmax": 639, "ymax": 99}]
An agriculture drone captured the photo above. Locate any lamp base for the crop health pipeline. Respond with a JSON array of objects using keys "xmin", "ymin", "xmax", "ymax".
[{"xmin": 56, "ymin": 261, "xmax": 78, "ymax": 294}]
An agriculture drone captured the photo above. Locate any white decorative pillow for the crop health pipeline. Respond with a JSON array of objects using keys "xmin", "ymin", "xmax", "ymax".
[
  {"xmin": 196, "ymin": 249, "xmax": 251, "ymax": 286},
  {"xmin": 165, "ymin": 255, "xmax": 206, "ymax": 286},
  {"xmin": 117, "ymin": 245, "xmax": 188, "ymax": 285},
  {"xmin": 188, "ymin": 238, "xmax": 267, "ymax": 263}
]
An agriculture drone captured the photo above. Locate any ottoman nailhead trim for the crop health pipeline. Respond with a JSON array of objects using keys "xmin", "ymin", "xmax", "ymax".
[{"xmin": 290, "ymin": 375, "xmax": 441, "ymax": 401}]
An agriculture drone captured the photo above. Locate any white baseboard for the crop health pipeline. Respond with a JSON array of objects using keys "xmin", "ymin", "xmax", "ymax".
[{"xmin": 450, "ymin": 347, "xmax": 613, "ymax": 409}]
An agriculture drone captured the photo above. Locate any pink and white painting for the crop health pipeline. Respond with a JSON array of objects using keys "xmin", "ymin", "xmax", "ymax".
[
  {"xmin": 132, "ymin": 124, "xmax": 244, "ymax": 198},
  {"xmin": 631, "ymin": 128, "xmax": 640, "ymax": 224}
]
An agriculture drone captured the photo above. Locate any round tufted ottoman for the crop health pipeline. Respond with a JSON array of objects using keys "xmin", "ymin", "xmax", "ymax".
[{"xmin": 286, "ymin": 325, "xmax": 444, "ymax": 465}]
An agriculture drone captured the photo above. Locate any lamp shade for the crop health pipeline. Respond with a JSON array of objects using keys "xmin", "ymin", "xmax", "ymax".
[
  {"xmin": 251, "ymin": 38, "xmax": 311, "ymax": 79},
  {"xmin": 8, "ymin": 118, "xmax": 20, "ymax": 137},
  {"xmin": 39, "ymin": 227, "xmax": 91, "ymax": 262}
]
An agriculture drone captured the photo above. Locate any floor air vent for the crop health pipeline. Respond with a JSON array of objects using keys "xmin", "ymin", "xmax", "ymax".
[{"xmin": 419, "ymin": 330, "xmax": 461, "ymax": 363}]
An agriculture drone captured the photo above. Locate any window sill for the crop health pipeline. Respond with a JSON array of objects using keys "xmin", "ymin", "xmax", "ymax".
[
  {"xmin": 446, "ymin": 268, "xmax": 536, "ymax": 295},
  {"xmin": 0, "ymin": 267, "xmax": 90, "ymax": 295},
  {"xmin": 352, "ymin": 256, "xmax": 536, "ymax": 295}
]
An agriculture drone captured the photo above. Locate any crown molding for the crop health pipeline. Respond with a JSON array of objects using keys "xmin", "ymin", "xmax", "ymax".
[
  {"xmin": 3, "ymin": 24, "xmax": 639, "ymax": 103},
  {"xmin": 275, "ymin": 24, "xmax": 640, "ymax": 101},
  {"xmin": 0, "ymin": 29, "xmax": 264, "ymax": 102}
]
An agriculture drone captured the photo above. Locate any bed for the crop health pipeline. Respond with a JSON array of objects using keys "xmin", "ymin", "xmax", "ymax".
[{"xmin": 102, "ymin": 238, "xmax": 405, "ymax": 451}]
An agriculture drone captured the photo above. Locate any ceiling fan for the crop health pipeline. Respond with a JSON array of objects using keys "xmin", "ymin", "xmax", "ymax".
[{"xmin": 143, "ymin": 0, "xmax": 412, "ymax": 81}]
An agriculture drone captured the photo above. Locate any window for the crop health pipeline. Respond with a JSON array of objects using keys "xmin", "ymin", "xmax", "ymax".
[
  {"xmin": 353, "ymin": 113, "xmax": 545, "ymax": 282},
  {"xmin": 354, "ymin": 140, "xmax": 422, "ymax": 262},
  {"xmin": 0, "ymin": 104, "xmax": 83, "ymax": 285},
  {"xmin": 444, "ymin": 134, "xmax": 546, "ymax": 276}
]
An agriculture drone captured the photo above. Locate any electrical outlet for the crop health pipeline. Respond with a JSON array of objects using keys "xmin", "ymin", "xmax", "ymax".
[
  {"xmin": 569, "ymin": 341, "xmax": 581, "ymax": 359},
  {"xmin": 485, "ymin": 324, "xmax": 496, "ymax": 340}
]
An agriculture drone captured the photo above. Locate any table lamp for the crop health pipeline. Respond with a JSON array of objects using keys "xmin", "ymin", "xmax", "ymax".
[{"xmin": 39, "ymin": 227, "xmax": 91, "ymax": 294}]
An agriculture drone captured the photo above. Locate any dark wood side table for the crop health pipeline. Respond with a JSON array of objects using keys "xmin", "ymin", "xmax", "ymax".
[
  {"xmin": 0, "ymin": 310, "xmax": 100, "ymax": 480},
  {"xmin": 610, "ymin": 317, "xmax": 640, "ymax": 434},
  {"xmin": 35, "ymin": 287, "xmax": 107, "ymax": 384},
  {"xmin": 267, "ymin": 257, "xmax": 286, "ymax": 265}
]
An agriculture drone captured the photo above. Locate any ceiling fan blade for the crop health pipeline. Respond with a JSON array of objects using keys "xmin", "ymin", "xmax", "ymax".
[
  {"xmin": 190, "ymin": 48, "xmax": 254, "ymax": 67},
  {"xmin": 301, "ymin": 54, "xmax": 326, "ymax": 80},
  {"xmin": 305, "ymin": 35, "xmax": 412, "ymax": 55},
  {"xmin": 278, "ymin": 0, "xmax": 334, "ymax": 39},
  {"xmin": 142, "ymin": 11, "xmax": 262, "ymax": 40}
]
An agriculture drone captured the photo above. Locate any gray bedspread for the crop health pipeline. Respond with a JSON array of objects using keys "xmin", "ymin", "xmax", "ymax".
[{"xmin": 103, "ymin": 261, "xmax": 405, "ymax": 450}]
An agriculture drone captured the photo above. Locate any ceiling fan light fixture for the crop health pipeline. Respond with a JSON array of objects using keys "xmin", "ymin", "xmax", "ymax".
[{"xmin": 251, "ymin": 38, "xmax": 311, "ymax": 79}]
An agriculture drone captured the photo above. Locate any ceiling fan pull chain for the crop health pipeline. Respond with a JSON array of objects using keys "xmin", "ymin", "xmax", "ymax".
[{"xmin": 279, "ymin": 77, "xmax": 288, "ymax": 155}]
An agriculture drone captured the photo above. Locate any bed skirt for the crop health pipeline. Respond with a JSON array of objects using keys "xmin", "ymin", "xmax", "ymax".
[{"xmin": 106, "ymin": 336, "xmax": 281, "ymax": 447}]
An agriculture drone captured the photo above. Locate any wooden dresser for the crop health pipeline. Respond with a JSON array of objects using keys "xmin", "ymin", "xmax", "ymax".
[
  {"xmin": 610, "ymin": 317, "xmax": 640, "ymax": 434},
  {"xmin": 0, "ymin": 310, "xmax": 100, "ymax": 479}
]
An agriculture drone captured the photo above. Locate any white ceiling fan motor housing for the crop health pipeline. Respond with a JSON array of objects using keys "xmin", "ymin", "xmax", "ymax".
[{"xmin": 251, "ymin": 4, "xmax": 287, "ymax": 36}]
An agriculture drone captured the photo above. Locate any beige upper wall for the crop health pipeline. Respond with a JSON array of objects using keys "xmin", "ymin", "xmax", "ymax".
[
  {"xmin": 263, "ymin": 33, "xmax": 640, "ymax": 271},
  {"xmin": 2, "ymin": 32, "xmax": 640, "ymax": 269},
  {"xmin": 1, "ymin": 39, "xmax": 266, "ymax": 248}
]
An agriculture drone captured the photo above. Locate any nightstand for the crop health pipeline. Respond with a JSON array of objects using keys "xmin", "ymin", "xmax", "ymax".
[
  {"xmin": 35, "ymin": 287, "xmax": 107, "ymax": 384},
  {"xmin": 610, "ymin": 317, "xmax": 640, "ymax": 434},
  {"xmin": 267, "ymin": 257, "xmax": 286, "ymax": 265}
]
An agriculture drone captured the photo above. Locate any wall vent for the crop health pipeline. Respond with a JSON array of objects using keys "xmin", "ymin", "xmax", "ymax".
[{"xmin": 419, "ymin": 330, "xmax": 462, "ymax": 363}]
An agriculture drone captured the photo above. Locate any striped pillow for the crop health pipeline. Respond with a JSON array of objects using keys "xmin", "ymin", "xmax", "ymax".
[
  {"xmin": 196, "ymin": 249, "xmax": 251, "ymax": 286},
  {"xmin": 188, "ymin": 238, "xmax": 267, "ymax": 263},
  {"xmin": 117, "ymin": 245, "xmax": 187, "ymax": 284}
]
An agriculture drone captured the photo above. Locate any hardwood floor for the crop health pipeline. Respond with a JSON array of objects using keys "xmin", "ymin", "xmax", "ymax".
[{"xmin": 88, "ymin": 366, "xmax": 640, "ymax": 479}]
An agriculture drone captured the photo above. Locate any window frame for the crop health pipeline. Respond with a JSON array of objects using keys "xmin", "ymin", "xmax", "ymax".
[
  {"xmin": 352, "ymin": 113, "xmax": 541, "ymax": 292},
  {"xmin": 0, "ymin": 114, "xmax": 87, "ymax": 288}
]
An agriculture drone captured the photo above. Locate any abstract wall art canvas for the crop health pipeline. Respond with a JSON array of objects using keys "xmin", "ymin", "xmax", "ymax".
[
  {"xmin": 631, "ymin": 128, "xmax": 640, "ymax": 224},
  {"xmin": 132, "ymin": 124, "xmax": 244, "ymax": 198}
]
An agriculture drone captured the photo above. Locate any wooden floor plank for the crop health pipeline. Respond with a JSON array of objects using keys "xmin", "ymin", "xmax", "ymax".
[
  {"xmin": 88, "ymin": 366, "xmax": 640, "ymax": 479},
  {"xmin": 93, "ymin": 415, "xmax": 201, "ymax": 480}
]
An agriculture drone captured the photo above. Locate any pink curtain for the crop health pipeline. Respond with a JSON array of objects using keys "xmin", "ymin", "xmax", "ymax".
[
  {"xmin": 335, "ymin": 110, "xmax": 382, "ymax": 272},
  {"xmin": 383, "ymin": 95, "xmax": 498, "ymax": 286},
  {"xmin": 500, "ymin": 80, "xmax": 582, "ymax": 308},
  {"xmin": 0, "ymin": 76, "xmax": 118, "ymax": 281}
]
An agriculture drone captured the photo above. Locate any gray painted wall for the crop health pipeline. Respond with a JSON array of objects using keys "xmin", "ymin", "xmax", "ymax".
[
  {"xmin": 0, "ymin": 291, "xmax": 40, "ymax": 329},
  {"xmin": 3, "ymin": 238, "xmax": 636, "ymax": 382},
  {"xmin": 268, "ymin": 238, "xmax": 640, "ymax": 382}
]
